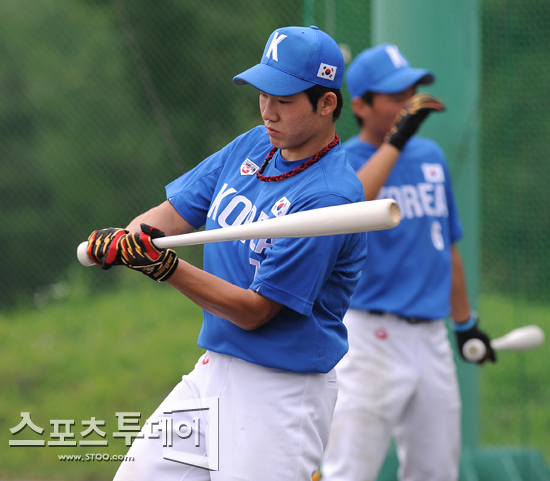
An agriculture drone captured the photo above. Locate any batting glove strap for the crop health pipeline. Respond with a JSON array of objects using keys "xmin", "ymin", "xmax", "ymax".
[
  {"xmin": 450, "ymin": 312, "xmax": 478, "ymax": 332},
  {"xmin": 87, "ymin": 227, "xmax": 129, "ymax": 270},
  {"xmin": 119, "ymin": 224, "xmax": 179, "ymax": 282},
  {"xmin": 385, "ymin": 93, "xmax": 445, "ymax": 151},
  {"xmin": 453, "ymin": 316, "xmax": 497, "ymax": 363}
]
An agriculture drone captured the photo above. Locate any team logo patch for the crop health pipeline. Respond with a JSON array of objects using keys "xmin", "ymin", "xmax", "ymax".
[
  {"xmin": 385, "ymin": 45, "xmax": 409, "ymax": 68},
  {"xmin": 240, "ymin": 158, "xmax": 260, "ymax": 176},
  {"xmin": 202, "ymin": 355, "xmax": 209, "ymax": 365},
  {"xmin": 317, "ymin": 63, "xmax": 337, "ymax": 81},
  {"xmin": 421, "ymin": 163, "xmax": 445, "ymax": 183},
  {"xmin": 265, "ymin": 32, "xmax": 287, "ymax": 61},
  {"xmin": 375, "ymin": 327, "xmax": 388, "ymax": 340},
  {"xmin": 271, "ymin": 196, "xmax": 291, "ymax": 217}
]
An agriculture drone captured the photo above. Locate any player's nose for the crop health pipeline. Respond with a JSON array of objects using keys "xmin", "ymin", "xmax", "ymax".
[{"xmin": 260, "ymin": 95, "xmax": 279, "ymax": 122}]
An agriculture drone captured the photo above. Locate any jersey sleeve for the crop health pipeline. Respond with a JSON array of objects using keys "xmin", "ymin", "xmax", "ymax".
[
  {"xmin": 165, "ymin": 129, "xmax": 256, "ymax": 229},
  {"xmin": 165, "ymin": 152, "xmax": 227, "ymax": 229},
  {"xmin": 249, "ymin": 194, "xmax": 361, "ymax": 316}
]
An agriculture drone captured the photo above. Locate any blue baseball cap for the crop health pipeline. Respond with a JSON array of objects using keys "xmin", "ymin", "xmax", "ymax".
[
  {"xmin": 234, "ymin": 26, "xmax": 344, "ymax": 96},
  {"xmin": 346, "ymin": 44, "xmax": 434, "ymax": 98}
]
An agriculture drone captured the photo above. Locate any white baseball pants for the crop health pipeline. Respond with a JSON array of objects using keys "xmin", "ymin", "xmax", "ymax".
[
  {"xmin": 321, "ymin": 310, "xmax": 461, "ymax": 481},
  {"xmin": 113, "ymin": 350, "xmax": 338, "ymax": 481}
]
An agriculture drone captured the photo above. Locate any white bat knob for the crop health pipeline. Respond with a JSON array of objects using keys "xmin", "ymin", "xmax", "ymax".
[
  {"xmin": 462, "ymin": 338, "xmax": 486, "ymax": 362},
  {"xmin": 77, "ymin": 242, "xmax": 96, "ymax": 267}
]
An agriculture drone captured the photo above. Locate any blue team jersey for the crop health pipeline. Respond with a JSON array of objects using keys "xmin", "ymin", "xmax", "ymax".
[
  {"xmin": 166, "ymin": 126, "xmax": 367, "ymax": 373},
  {"xmin": 344, "ymin": 135, "xmax": 463, "ymax": 320}
]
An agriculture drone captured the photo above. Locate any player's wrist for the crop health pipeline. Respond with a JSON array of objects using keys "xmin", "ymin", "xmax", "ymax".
[
  {"xmin": 381, "ymin": 141, "xmax": 401, "ymax": 155},
  {"xmin": 450, "ymin": 311, "xmax": 478, "ymax": 332},
  {"xmin": 384, "ymin": 128, "xmax": 408, "ymax": 151}
]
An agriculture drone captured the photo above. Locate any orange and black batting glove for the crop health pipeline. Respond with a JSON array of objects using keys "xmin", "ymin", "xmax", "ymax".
[
  {"xmin": 385, "ymin": 93, "xmax": 445, "ymax": 151},
  {"xmin": 119, "ymin": 224, "xmax": 179, "ymax": 282},
  {"xmin": 87, "ymin": 228, "xmax": 129, "ymax": 270}
]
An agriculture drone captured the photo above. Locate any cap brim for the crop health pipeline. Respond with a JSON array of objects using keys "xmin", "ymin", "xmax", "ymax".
[
  {"xmin": 234, "ymin": 63, "xmax": 315, "ymax": 96},
  {"xmin": 371, "ymin": 68, "xmax": 434, "ymax": 94}
]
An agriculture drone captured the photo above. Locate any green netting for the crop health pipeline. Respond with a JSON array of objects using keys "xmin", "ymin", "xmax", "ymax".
[
  {"xmin": 0, "ymin": 0, "xmax": 299, "ymax": 307},
  {"xmin": 482, "ymin": 1, "xmax": 550, "ymax": 301},
  {"xmin": 481, "ymin": 0, "xmax": 550, "ymax": 299},
  {"xmin": 478, "ymin": 0, "xmax": 550, "ymax": 470}
]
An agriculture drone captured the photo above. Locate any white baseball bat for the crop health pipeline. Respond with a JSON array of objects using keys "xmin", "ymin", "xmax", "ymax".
[
  {"xmin": 462, "ymin": 325, "xmax": 545, "ymax": 362},
  {"xmin": 77, "ymin": 198, "xmax": 401, "ymax": 267}
]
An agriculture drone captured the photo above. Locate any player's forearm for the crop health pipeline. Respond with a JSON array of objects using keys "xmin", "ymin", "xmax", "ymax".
[
  {"xmin": 356, "ymin": 143, "xmax": 400, "ymax": 201},
  {"xmin": 126, "ymin": 201, "xmax": 194, "ymax": 236},
  {"xmin": 167, "ymin": 261, "xmax": 283, "ymax": 330},
  {"xmin": 449, "ymin": 244, "xmax": 471, "ymax": 323}
]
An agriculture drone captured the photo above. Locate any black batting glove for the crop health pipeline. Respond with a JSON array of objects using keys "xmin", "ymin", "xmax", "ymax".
[
  {"xmin": 119, "ymin": 224, "xmax": 179, "ymax": 282},
  {"xmin": 452, "ymin": 313, "xmax": 497, "ymax": 364},
  {"xmin": 87, "ymin": 227, "xmax": 129, "ymax": 270},
  {"xmin": 385, "ymin": 93, "xmax": 445, "ymax": 151}
]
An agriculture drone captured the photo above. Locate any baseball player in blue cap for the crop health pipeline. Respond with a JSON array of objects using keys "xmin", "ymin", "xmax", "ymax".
[
  {"xmin": 86, "ymin": 26, "xmax": 367, "ymax": 481},
  {"xmin": 319, "ymin": 44, "xmax": 496, "ymax": 481}
]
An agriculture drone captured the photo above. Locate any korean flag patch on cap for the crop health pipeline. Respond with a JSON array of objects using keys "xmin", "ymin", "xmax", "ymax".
[
  {"xmin": 271, "ymin": 196, "xmax": 291, "ymax": 217},
  {"xmin": 241, "ymin": 158, "xmax": 260, "ymax": 176},
  {"xmin": 317, "ymin": 63, "xmax": 337, "ymax": 81}
]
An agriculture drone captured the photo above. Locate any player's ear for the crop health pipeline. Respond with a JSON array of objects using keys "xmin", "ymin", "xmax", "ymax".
[
  {"xmin": 319, "ymin": 92, "xmax": 337, "ymax": 117},
  {"xmin": 351, "ymin": 96, "xmax": 370, "ymax": 121}
]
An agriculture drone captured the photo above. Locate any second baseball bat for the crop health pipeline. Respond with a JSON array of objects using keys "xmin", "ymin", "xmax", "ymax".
[
  {"xmin": 462, "ymin": 325, "xmax": 545, "ymax": 362},
  {"xmin": 77, "ymin": 198, "xmax": 401, "ymax": 267}
]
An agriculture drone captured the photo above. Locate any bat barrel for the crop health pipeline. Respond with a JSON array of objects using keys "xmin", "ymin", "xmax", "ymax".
[
  {"xmin": 490, "ymin": 325, "xmax": 545, "ymax": 351},
  {"xmin": 154, "ymin": 199, "xmax": 401, "ymax": 249}
]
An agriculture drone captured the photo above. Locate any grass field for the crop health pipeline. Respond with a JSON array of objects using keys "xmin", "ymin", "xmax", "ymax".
[
  {"xmin": 477, "ymin": 294, "xmax": 550, "ymax": 461},
  {"xmin": 0, "ymin": 275, "xmax": 205, "ymax": 480},
  {"xmin": 0, "ymin": 276, "xmax": 548, "ymax": 480}
]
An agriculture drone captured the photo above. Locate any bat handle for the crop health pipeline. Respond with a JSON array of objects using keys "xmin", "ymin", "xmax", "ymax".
[
  {"xmin": 77, "ymin": 242, "xmax": 96, "ymax": 267},
  {"xmin": 462, "ymin": 338, "xmax": 487, "ymax": 362},
  {"xmin": 77, "ymin": 234, "xmax": 162, "ymax": 267}
]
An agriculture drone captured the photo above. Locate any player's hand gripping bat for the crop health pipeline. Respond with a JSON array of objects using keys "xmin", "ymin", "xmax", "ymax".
[
  {"xmin": 462, "ymin": 325, "xmax": 545, "ymax": 362},
  {"xmin": 77, "ymin": 198, "xmax": 401, "ymax": 267}
]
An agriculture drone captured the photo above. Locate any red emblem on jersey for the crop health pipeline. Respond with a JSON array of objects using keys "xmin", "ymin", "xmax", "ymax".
[
  {"xmin": 202, "ymin": 356, "xmax": 209, "ymax": 365},
  {"xmin": 240, "ymin": 158, "xmax": 259, "ymax": 176},
  {"xmin": 375, "ymin": 328, "xmax": 388, "ymax": 340}
]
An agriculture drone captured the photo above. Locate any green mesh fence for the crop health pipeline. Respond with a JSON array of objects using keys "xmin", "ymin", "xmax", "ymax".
[
  {"xmin": 478, "ymin": 0, "xmax": 550, "ymax": 470},
  {"xmin": 0, "ymin": 0, "xmax": 299, "ymax": 307},
  {"xmin": 481, "ymin": 1, "xmax": 550, "ymax": 300}
]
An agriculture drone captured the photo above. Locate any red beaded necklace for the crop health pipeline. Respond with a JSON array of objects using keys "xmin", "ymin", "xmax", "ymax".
[{"xmin": 256, "ymin": 134, "xmax": 340, "ymax": 182}]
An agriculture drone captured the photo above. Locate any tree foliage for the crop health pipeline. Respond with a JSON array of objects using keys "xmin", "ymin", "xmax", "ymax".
[{"xmin": 0, "ymin": 0, "xmax": 298, "ymax": 307}]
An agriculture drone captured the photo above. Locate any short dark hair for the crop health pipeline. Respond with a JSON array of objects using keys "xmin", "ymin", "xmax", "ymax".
[
  {"xmin": 354, "ymin": 90, "xmax": 374, "ymax": 127},
  {"xmin": 304, "ymin": 84, "xmax": 344, "ymax": 121}
]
